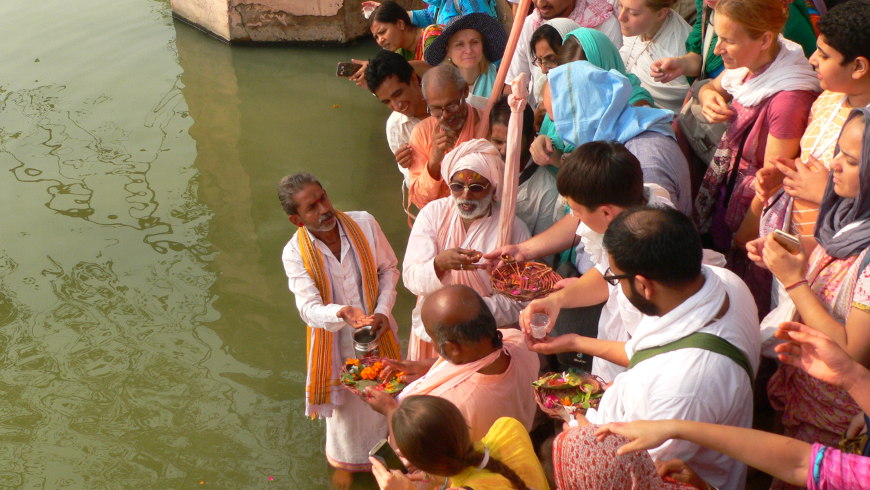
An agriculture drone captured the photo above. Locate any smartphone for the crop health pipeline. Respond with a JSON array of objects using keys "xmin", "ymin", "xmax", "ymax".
[
  {"xmin": 336, "ymin": 62, "xmax": 362, "ymax": 78},
  {"xmin": 772, "ymin": 229, "xmax": 801, "ymax": 254},
  {"xmin": 369, "ymin": 439, "xmax": 408, "ymax": 473}
]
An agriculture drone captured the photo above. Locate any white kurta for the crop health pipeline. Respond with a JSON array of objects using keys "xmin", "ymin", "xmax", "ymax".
[
  {"xmin": 403, "ymin": 198, "xmax": 531, "ymax": 343},
  {"xmin": 281, "ymin": 211, "xmax": 399, "ymax": 468},
  {"xmin": 385, "ymin": 111, "xmax": 421, "ymax": 184},
  {"xmin": 619, "ymin": 10, "xmax": 691, "ymax": 113},
  {"xmin": 587, "ymin": 266, "xmax": 761, "ymax": 490}
]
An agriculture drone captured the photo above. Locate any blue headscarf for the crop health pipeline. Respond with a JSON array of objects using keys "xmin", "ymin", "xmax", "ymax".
[{"xmin": 549, "ymin": 61, "xmax": 674, "ymax": 149}]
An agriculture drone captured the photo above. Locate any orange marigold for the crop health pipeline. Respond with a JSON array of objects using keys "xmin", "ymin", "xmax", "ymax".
[{"xmin": 360, "ymin": 367, "xmax": 378, "ymax": 380}]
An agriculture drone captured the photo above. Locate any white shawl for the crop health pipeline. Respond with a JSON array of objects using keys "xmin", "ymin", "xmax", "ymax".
[{"xmin": 720, "ymin": 37, "xmax": 820, "ymax": 108}]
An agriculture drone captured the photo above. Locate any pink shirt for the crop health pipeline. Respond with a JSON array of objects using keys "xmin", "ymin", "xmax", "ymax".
[
  {"xmin": 807, "ymin": 443, "xmax": 870, "ymax": 490},
  {"xmin": 402, "ymin": 329, "xmax": 540, "ymax": 440}
]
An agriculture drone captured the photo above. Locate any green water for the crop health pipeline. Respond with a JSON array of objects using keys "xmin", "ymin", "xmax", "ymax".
[{"xmin": 0, "ymin": 1, "xmax": 414, "ymax": 487}]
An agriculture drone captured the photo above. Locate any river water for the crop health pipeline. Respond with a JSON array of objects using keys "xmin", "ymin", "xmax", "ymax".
[{"xmin": 0, "ymin": 1, "xmax": 413, "ymax": 487}]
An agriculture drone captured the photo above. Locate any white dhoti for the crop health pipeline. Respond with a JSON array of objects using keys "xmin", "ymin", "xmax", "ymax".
[{"xmin": 325, "ymin": 392, "xmax": 388, "ymax": 471}]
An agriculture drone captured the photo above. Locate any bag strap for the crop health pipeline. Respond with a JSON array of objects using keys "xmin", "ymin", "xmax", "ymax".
[
  {"xmin": 722, "ymin": 127, "xmax": 752, "ymax": 209},
  {"xmin": 628, "ymin": 332, "xmax": 755, "ymax": 383},
  {"xmin": 699, "ymin": 6, "xmax": 714, "ymax": 81}
]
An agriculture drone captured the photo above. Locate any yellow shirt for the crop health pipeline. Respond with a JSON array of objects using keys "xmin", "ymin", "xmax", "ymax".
[{"xmin": 448, "ymin": 417, "xmax": 549, "ymax": 490}]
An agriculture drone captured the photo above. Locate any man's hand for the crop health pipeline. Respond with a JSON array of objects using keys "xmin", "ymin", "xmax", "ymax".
[
  {"xmin": 381, "ymin": 357, "xmax": 434, "ymax": 383},
  {"xmin": 434, "ymin": 248, "xmax": 482, "ymax": 275},
  {"xmin": 762, "ymin": 233, "xmax": 806, "ymax": 286},
  {"xmin": 650, "ymin": 56, "xmax": 686, "ymax": 83},
  {"xmin": 774, "ymin": 321, "xmax": 862, "ymax": 390},
  {"xmin": 364, "ymin": 386, "xmax": 400, "ymax": 416},
  {"xmin": 655, "ymin": 459, "xmax": 708, "ymax": 489},
  {"xmin": 699, "ymin": 87, "xmax": 734, "ymax": 124},
  {"xmin": 337, "ymin": 306, "xmax": 370, "ymax": 327},
  {"xmin": 775, "ymin": 155, "xmax": 829, "ymax": 204},
  {"xmin": 369, "ymin": 313, "xmax": 390, "ymax": 337},
  {"xmin": 394, "ymin": 144, "xmax": 413, "ymax": 169},
  {"xmin": 428, "ymin": 125, "xmax": 458, "ymax": 178},
  {"xmin": 519, "ymin": 294, "xmax": 563, "ymax": 337},
  {"xmin": 526, "ymin": 332, "xmax": 581, "ymax": 355},
  {"xmin": 530, "ymin": 134, "xmax": 555, "ymax": 166},
  {"xmin": 482, "ymin": 243, "xmax": 528, "ymax": 269},
  {"xmin": 349, "ymin": 59, "xmax": 369, "ymax": 89}
]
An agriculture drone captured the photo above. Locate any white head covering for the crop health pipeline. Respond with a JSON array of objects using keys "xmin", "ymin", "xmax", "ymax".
[
  {"xmin": 441, "ymin": 139, "xmax": 505, "ymax": 201},
  {"xmin": 532, "ymin": 19, "xmax": 582, "ymax": 103},
  {"xmin": 544, "ymin": 18, "xmax": 581, "ymax": 39}
]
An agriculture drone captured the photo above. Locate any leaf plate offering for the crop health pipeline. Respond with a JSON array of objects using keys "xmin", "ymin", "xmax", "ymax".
[{"xmin": 340, "ymin": 357, "xmax": 407, "ymax": 398}]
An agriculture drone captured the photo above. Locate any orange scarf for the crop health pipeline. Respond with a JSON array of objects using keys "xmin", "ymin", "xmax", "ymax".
[{"xmin": 298, "ymin": 211, "xmax": 401, "ymax": 416}]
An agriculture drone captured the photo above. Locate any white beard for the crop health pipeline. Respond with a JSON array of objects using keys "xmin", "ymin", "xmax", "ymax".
[
  {"xmin": 453, "ymin": 193, "xmax": 493, "ymax": 220},
  {"xmin": 308, "ymin": 212, "xmax": 337, "ymax": 232}
]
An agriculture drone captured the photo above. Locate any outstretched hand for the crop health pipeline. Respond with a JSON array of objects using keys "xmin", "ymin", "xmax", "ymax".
[
  {"xmin": 774, "ymin": 321, "xmax": 861, "ymax": 390},
  {"xmin": 594, "ymin": 420, "xmax": 674, "ymax": 455}
]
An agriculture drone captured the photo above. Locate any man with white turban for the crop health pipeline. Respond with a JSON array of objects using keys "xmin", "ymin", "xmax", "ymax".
[{"xmin": 402, "ymin": 139, "xmax": 531, "ymax": 360}]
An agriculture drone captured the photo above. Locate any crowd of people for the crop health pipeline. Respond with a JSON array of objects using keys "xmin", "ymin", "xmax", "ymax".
[{"xmin": 280, "ymin": 0, "xmax": 869, "ymax": 488}]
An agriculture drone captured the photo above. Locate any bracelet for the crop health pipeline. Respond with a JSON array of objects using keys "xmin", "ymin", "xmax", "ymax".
[{"xmin": 784, "ymin": 279, "xmax": 808, "ymax": 292}]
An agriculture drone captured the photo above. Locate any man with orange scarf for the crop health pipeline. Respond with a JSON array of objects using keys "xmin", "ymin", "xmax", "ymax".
[
  {"xmin": 402, "ymin": 139, "xmax": 530, "ymax": 361},
  {"xmin": 278, "ymin": 173, "xmax": 402, "ymax": 490}
]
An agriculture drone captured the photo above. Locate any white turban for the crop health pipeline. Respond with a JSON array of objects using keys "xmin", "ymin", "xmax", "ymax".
[{"xmin": 440, "ymin": 139, "xmax": 505, "ymax": 201}]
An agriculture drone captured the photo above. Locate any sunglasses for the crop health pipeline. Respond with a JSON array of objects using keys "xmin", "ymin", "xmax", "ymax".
[{"xmin": 448, "ymin": 182, "xmax": 490, "ymax": 194}]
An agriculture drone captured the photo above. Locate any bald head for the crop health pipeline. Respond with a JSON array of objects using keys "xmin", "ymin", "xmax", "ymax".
[
  {"xmin": 421, "ymin": 64, "xmax": 467, "ymax": 100},
  {"xmin": 421, "ymin": 285, "xmax": 500, "ymax": 350}
]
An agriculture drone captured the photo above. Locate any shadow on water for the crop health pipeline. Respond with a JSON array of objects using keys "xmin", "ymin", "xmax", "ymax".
[{"xmin": 0, "ymin": 0, "xmax": 413, "ymax": 487}]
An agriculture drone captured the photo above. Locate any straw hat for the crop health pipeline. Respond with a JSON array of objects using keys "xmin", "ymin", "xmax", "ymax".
[{"xmin": 424, "ymin": 13, "xmax": 507, "ymax": 66}]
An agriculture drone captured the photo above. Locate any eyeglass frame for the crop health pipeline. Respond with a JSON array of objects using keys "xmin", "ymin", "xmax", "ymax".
[
  {"xmin": 602, "ymin": 266, "xmax": 635, "ymax": 286},
  {"xmin": 532, "ymin": 55, "xmax": 558, "ymax": 69},
  {"xmin": 448, "ymin": 181, "xmax": 491, "ymax": 194},
  {"xmin": 427, "ymin": 97, "xmax": 466, "ymax": 117}
]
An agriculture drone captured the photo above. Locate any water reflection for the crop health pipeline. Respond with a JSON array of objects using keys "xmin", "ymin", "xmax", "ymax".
[{"xmin": 0, "ymin": 0, "xmax": 415, "ymax": 486}]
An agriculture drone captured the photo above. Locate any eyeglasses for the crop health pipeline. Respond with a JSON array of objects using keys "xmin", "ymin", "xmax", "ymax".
[
  {"xmin": 532, "ymin": 56, "xmax": 558, "ymax": 69},
  {"xmin": 602, "ymin": 267, "xmax": 635, "ymax": 286},
  {"xmin": 448, "ymin": 182, "xmax": 490, "ymax": 194},
  {"xmin": 427, "ymin": 99, "xmax": 464, "ymax": 117}
]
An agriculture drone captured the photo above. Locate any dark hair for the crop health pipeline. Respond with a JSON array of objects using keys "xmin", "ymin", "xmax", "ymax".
[
  {"xmin": 818, "ymin": 0, "xmax": 870, "ymax": 65},
  {"xmin": 529, "ymin": 24, "xmax": 563, "ymax": 58},
  {"xmin": 489, "ymin": 95, "xmax": 535, "ymax": 146},
  {"xmin": 556, "ymin": 141, "xmax": 645, "ymax": 209},
  {"xmin": 431, "ymin": 292, "xmax": 502, "ymax": 349},
  {"xmin": 371, "ymin": 1, "xmax": 412, "ymax": 26},
  {"xmin": 365, "ymin": 50, "xmax": 415, "ymax": 93},
  {"xmin": 392, "ymin": 396, "xmax": 530, "ymax": 490},
  {"xmin": 556, "ymin": 36, "xmax": 586, "ymax": 65},
  {"xmin": 603, "ymin": 206, "xmax": 702, "ymax": 286},
  {"xmin": 277, "ymin": 172, "xmax": 320, "ymax": 215}
]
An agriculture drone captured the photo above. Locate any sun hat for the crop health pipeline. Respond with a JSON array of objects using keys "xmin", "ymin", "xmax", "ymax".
[{"xmin": 423, "ymin": 13, "xmax": 507, "ymax": 66}]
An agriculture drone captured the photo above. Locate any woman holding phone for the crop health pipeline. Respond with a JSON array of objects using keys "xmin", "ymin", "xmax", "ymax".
[
  {"xmin": 368, "ymin": 395, "xmax": 548, "ymax": 490},
  {"xmin": 748, "ymin": 108, "xmax": 870, "ymax": 454}
]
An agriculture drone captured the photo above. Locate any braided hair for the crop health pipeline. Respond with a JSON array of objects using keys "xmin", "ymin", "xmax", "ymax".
[{"xmin": 391, "ymin": 395, "xmax": 529, "ymax": 490}]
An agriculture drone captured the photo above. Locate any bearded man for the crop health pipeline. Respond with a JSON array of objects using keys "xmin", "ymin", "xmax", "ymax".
[{"xmin": 402, "ymin": 139, "xmax": 530, "ymax": 360}]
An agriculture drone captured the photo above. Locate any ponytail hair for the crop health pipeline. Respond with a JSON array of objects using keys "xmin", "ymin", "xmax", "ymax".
[
  {"xmin": 462, "ymin": 446, "xmax": 530, "ymax": 490},
  {"xmin": 392, "ymin": 396, "xmax": 530, "ymax": 490}
]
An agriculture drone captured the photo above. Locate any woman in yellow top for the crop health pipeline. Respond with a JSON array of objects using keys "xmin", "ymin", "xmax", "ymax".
[{"xmin": 370, "ymin": 395, "xmax": 549, "ymax": 490}]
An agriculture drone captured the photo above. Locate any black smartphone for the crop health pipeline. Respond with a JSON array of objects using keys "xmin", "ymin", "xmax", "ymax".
[
  {"xmin": 368, "ymin": 439, "xmax": 408, "ymax": 473},
  {"xmin": 336, "ymin": 62, "xmax": 362, "ymax": 78}
]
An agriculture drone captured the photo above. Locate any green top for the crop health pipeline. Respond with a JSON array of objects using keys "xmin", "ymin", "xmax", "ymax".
[{"xmin": 686, "ymin": 0, "xmax": 817, "ymax": 78}]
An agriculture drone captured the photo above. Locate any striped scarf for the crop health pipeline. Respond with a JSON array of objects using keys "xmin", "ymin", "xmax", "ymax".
[{"xmin": 298, "ymin": 210, "xmax": 401, "ymax": 417}]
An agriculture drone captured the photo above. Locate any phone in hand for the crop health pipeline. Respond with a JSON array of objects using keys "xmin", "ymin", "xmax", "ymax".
[
  {"xmin": 369, "ymin": 439, "xmax": 408, "ymax": 473},
  {"xmin": 772, "ymin": 230, "xmax": 801, "ymax": 254},
  {"xmin": 336, "ymin": 62, "xmax": 362, "ymax": 78}
]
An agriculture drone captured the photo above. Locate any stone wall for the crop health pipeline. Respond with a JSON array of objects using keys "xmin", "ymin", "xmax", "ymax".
[{"xmin": 171, "ymin": 0, "xmax": 425, "ymax": 44}]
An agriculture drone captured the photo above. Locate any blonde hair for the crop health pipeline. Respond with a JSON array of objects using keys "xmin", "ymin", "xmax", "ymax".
[{"xmin": 715, "ymin": 0, "xmax": 788, "ymax": 38}]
